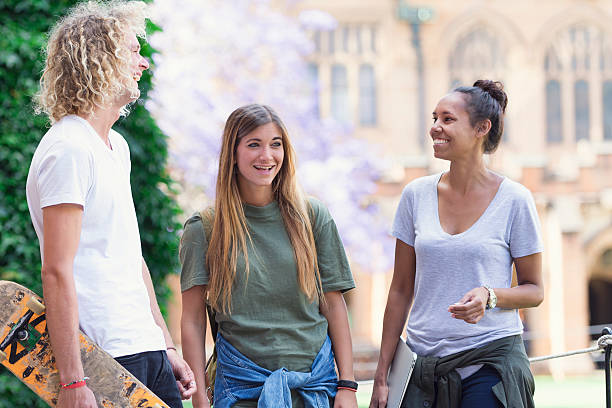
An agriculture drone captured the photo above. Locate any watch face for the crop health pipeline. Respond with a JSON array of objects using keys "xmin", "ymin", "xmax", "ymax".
[
  {"xmin": 489, "ymin": 290, "xmax": 497, "ymax": 308},
  {"xmin": 485, "ymin": 286, "xmax": 496, "ymax": 309}
]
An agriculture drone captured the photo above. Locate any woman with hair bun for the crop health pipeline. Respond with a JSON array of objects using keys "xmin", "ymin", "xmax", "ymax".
[{"xmin": 370, "ymin": 80, "xmax": 543, "ymax": 408}]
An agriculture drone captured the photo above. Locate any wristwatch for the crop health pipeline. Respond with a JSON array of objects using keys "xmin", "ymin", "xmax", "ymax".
[{"xmin": 483, "ymin": 285, "xmax": 497, "ymax": 309}]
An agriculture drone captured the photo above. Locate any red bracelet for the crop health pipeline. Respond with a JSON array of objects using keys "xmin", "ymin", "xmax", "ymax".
[
  {"xmin": 60, "ymin": 377, "xmax": 89, "ymax": 389},
  {"xmin": 337, "ymin": 386, "xmax": 357, "ymax": 392}
]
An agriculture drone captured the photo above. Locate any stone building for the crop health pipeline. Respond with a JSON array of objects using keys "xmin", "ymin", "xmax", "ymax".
[
  {"xmin": 166, "ymin": 0, "xmax": 612, "ymax": 378},
  {"xmin": 290, "ymin": 0, "xmax": 612, "ymax": 377}
]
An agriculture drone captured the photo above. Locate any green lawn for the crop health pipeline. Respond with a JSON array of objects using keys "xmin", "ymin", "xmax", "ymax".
[
  {"xmin": 182, "ymin": 372, "xmax": 609, "ymax": 407},
  {"xmin": 532, "ymin": 373, "xmax": 607, "ymax": 408}
]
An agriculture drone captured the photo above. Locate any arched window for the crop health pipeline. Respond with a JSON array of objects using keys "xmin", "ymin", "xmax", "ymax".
[
  {"xmin": 307, "ymin": 63, "xmax": 320, "ymax": 117},
  {"xmin": 603, "ymin": 81, "xmax": 612, "ymax": 140},
  {"xmin": 602, "ymin": 35, "xmax": 612, "ymax": 141},
  {"xmin": 546, "ymin": 79, "xmax": 563, "ymax": 143},
  {"xmin": 544, "ymin": 25, "xmax": 612, "ymax": 144},
  {"xmin": 448, "ymin": 26, "xmax": 507, "ymax": 142},
  {"xmin": 331, "ymin": 64, "xmax": 349, "ymax": 123},
  {"xmin": 359, "ymin": 64, "xmax": 377, "ymax": 126},
  {"xmin": 575, "ymin": 80, "xmax": 590, "ymax": 141},
  {"xmin": 448, "ymin": 27, "xmax": 506, "ymax": 88},
  {"xmin": 308, "ymin": 23, "xmax": 378, "ymax": 125}
]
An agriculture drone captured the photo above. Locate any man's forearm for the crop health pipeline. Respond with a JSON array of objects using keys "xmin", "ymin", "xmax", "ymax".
[
  {"xmin": 42, "ymin": 265, "xmax": 84, "ymax": 383},
  {"xmin": 141, "ymin": 258, "xmax": 174, "ymax": 348},
  {"xmin": 41, "ymin": 204, "xmax": 86, "ymax": 384}
]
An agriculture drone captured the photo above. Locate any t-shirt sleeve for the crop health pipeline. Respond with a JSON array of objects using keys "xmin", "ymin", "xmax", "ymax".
[
  {"xmin": 509, "ymin": 188, "xmax": 544, "ymax": 258},
  {"xmin": 391, "ymin": 185, "xmax": 415, "ymax": 246},
  {"xmin": 179, "ymin": 214, "xmax": 210, "ymax": 291},
  {"xmin": 309, "ymin": 199, "xmax": 355, "ymax": 294},
  {"xmin": 36, "ymin": 140, "xmax": 92, "ymax": 209}
]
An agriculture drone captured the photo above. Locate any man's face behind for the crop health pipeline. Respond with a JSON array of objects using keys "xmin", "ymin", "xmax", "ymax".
[{"xmin": 116, "ymin": 31, "xmax": 149, "ymax": 107}]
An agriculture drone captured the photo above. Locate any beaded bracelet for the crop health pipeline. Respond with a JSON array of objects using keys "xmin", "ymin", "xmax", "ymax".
[
  {"xmin": 60, "ymin": 377, "xmax": 89, "ymax": 389},
  {"xmin": 337, "ymin": 379, "xmax": 358, "ymax": 392}
]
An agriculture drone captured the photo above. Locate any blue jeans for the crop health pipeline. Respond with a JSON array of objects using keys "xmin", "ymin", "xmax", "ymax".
[
  {"xmin": 460, "ymin": 365, "xmax": 503, "ymax": 408},
  {"xmin": 214, "ymin": 334, "xmax": 338, "ymax": 408},
  {"xmin": 115, "ymin": 350, "xmax": 182, "ymax": 408}
]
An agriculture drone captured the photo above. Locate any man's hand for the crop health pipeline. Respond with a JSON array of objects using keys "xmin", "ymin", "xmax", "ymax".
[
  {"xmin": 167, "ymin": 348, "xmax": 197, "ymax": 399},
  {"xmin": 448, "ymin": 286, "xmax": 489, "ymax": 324},
  {"xmin": 57, "ymin": 386, "xmax": 97, "ymax": 408},
  {"xmin": 334, "ymin": 388, "xmax": 357, "ymax": 408}
]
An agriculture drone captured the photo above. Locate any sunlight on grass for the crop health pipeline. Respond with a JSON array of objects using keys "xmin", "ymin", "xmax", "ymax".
[
  {"xmin": 533, "ymin": 373, "xmax": 605, "ymax": 408},
  {"xmin": 182, "ymin": 372, "xmax": 608, "ymax": 408}
]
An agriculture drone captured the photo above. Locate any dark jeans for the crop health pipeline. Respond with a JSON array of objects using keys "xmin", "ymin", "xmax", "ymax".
[
  {"xmin": 115, "ymin": 350, "xmax": 182, "ymax": 408},
  {"xmin": 460, "ymin": 365, "xmax": 503, "ymax": 408}
]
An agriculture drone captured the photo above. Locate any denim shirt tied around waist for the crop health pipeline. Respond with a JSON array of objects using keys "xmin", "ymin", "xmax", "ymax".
[{"xmin": 213, "ymin": 334, "xmax": 338, "ymax": 408}]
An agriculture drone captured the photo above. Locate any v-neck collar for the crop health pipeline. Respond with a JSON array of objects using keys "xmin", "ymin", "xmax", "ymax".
[
  {"xmin": 434, "ymin": 172, "xmax": 506, "ymax": 237},
  {"xmin": 70, "ymin": 115, "xmax": 116, "ymax": 153}
]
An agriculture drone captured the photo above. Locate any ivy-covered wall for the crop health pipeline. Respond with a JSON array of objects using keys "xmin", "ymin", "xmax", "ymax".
[{"xmin": 0, "ymin": 1, "xmax": 181, "ymax": 406}]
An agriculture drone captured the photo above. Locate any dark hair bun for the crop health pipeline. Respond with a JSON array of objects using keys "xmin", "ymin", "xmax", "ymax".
[{"xmin": 473, "ymin": 80, "xmax": 508, "ymax": 114}]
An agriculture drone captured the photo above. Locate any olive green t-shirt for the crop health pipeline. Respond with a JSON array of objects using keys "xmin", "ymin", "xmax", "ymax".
[{"xmin": 179, "ymin": 198, "xmax": 354, "ymax": 374}]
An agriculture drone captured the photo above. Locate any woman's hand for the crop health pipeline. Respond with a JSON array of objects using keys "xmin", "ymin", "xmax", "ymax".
[
  {"xmin": 448, "ymin": 286, "xmax": 489, "ymax": 324},
  {"xmin": 369, "ymin": 379, "xmax": 389, "ymax": 408},
  {"xmin": 335, "ymin": 388, "xmax": 358, "ymax": 408}
]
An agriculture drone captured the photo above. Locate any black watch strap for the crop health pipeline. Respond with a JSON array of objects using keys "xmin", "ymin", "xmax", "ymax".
[{"xmin": 337, "ymin": 379, "xmax": 358, "ymax": 391}]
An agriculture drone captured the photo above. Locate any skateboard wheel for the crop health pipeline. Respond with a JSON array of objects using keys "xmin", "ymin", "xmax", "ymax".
[
  {"xmin": 0, "ymin": 350, "xmax": 6, "ymax": 363},
  {"xmin": 16, "ymin": 329, "xmax": 28, "ymax": 341},
  {"xmin": 26, "ymin": 297, "xmax": 45, "ymax": 315}
]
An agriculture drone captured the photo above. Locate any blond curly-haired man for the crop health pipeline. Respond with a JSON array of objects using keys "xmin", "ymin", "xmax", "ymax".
[{"xmin": 26, "ymin": 2, "xmax": 195, "ymax": 407}]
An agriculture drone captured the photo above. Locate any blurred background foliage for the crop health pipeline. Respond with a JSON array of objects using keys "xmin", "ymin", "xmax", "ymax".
[{"xmin": 0, "ymin": 1, "xmax": 181, "ymax": 405}]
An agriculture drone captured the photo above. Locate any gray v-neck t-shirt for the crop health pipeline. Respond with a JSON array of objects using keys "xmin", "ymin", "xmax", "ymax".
[{"xmin": 391, "ymin": 173, "xmax": 543, "ymax": 359}]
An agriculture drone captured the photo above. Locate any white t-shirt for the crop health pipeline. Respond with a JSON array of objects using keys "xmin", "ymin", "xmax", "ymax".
[
  {"xmin": 26, "ymin": 115, "xmax": 166, "ymax": 358},
  {"xmin": 391, "ymin": 173, "xmax": 543, "ymax": 360}
]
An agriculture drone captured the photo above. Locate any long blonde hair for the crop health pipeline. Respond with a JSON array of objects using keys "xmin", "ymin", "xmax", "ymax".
[
  {"xmin": 207, "ymin": 104, "xmax": 322, "ymax": 313},
  {"xmin": 34, "ymin": 0, "xmax": 147, "ymax": 123}
]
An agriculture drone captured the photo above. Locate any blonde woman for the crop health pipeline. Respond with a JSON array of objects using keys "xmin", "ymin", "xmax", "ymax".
[
  {"xmin": 27, "ymin": 2, "xmax": 194, "ymax": 407},
  {"xmin": 180, "ymin": 104, "xmax": 358, "ymax": 408}
]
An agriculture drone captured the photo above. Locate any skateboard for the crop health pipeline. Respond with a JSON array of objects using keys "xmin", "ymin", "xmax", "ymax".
[{"xmin": 0, "ymin": 280, "xmax": 169, "ymax": 407}]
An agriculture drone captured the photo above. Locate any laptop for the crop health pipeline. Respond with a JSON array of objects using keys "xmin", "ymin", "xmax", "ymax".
[{"xmin": 386, "ymin": 337, "xmax": 417, "ymax": 408}]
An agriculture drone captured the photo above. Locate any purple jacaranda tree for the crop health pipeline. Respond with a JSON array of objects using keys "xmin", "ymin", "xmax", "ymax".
[{"xmin": 148, "ymin": 0, "xmax": 392, "ymax": 272}]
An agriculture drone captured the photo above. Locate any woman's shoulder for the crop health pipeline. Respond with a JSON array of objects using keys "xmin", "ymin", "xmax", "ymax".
[
  {"xmin": 182, "ymin": 213, "xmax": 204, "ymax": 239},
  {"xmin": 306, "ymin": 196, "xmax": 333, "ymax": 225},
  {"xmin": 182, "ymin": 209, "xmax": 214, "ymax": 242},
  {"xmin": 407, "ymin": 173, "xmax": 440, "ymax": 189},
  {"xmin": 400, "ymin": 173, "xmax": 440, "ymax": 198},
  {"xmin": 306, "ymin": 195, "xmax": 326, "ymax": 211},
  {"xmin": 499, "ymin": 177, "xmax": 535, "ymax": 202},
  {"xmin": 183, "ymin": 212, "xmax": 202, "ymax": 227}
]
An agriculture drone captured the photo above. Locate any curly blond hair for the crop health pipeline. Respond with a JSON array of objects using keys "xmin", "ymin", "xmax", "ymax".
[{"xmin": 35, "ymin": 0, "xmax": 148, "ymax": 123}]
